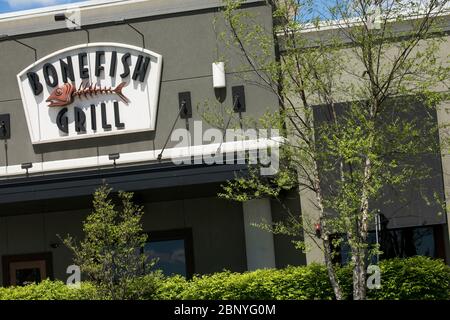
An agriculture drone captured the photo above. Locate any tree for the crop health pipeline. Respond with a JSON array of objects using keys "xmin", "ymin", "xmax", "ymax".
[
  {"xmin": 63, "ymin": 185, "xmax": 155, "ymax": 300},
  {"xmin": 209, "ymin": 0, "xmax": 450, "ymax": 300}
]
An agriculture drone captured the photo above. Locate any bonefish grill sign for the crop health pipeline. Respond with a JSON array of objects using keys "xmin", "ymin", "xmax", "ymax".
[{"xmin": 17, "ymin": 43, "xmax": 163, "ymax": 144}]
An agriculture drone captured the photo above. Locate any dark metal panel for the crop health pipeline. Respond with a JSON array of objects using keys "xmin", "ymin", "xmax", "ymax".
[
  {"xmin": 0, "ymin": 163, "xmax": 248, "ymax": 204},
  {"xmin": 312, "ymin": 100, "xmax": 446, "ymax": 228},
  {"xmin": 0, "ymin": 114, "xmax": 11, "ymax": 139}
]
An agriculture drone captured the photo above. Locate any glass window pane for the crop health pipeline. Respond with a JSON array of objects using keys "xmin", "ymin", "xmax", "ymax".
[
  {"xmin": 413, "ymin": 227, "xmax": 435, "ymax": 257},
  {"xmin": 334, "ymin": 226, "xmax": 436, "ymax": 266},
  {"xmin": 144, "ymin": 239, "xmax": 187, "ymax": 277},
  {"xmin": 15, "ymin": 268, "xmax": 41, "ymax": 286}
]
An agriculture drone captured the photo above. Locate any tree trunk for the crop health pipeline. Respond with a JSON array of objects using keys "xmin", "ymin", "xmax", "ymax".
[
  {"xmin": 323, "ymin": 238, "xmax": 343, "ymax": 300},
  {"xmin": 352, "ymin": 248, "xmax": 367, "ymax": 300},
  {"xmin": 352, "ymin": 155, "xmax": 372, "ymax": 300},
  {"xmin": 313, "ymin": 161, "xmax": 343, "ymax": 300}
]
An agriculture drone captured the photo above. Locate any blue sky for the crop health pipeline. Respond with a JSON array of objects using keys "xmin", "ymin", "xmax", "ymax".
[{"xmin": 0, "ymin": 0, "xmax": 86, "ymax": 13}]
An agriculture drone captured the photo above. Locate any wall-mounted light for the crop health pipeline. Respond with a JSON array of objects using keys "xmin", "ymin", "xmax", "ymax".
[
  {"xmin": 179, "ymin": 92, "xmax": 192, "ymax": 119},
  {"xmin": 315, "ymin": 223, "xmax": 322, "ymax": 238},
  {"xmin": 54, "ymin": 13, "xmax": 66, "ymax": 21},
  {"xmin": 0, "ymin": 114, "xmax": 10, "ymax": 140},
  {"xmin": 21, "ymin": 162, "xmax": 32, "ymax": 177},
  {"xmin": 54, "ymin": 13, "xmax": 90, "ymax": 43},
  {"xmin": 50, "ymin": 242, "xmax": 61, "ymax": 249},
  {"xmin": 109, "ymin": 153, "xmax": 120, "ymax": 167},
  {"xmin": 212, "ymin": 62, "xmax": 226, "ymax": 89},
  {"xmin": 158, "ymin": 92, "xmax": 192, "ymax": 161},
  {"xmin": 232, "ymin": 85, "xmax": 246, "ymax": 113}
]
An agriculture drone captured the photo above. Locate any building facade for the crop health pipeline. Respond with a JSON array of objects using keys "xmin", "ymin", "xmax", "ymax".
[
  {"xmin": 0, "ymin": 0, "xmax": 305, "ymax": 286},
  {"xmin": 0, "ymin": 0, "xmax": 448, "ymax": 287},
  {"xmin": 293, "ymin": 12, "xmax": 450, "ymax": 266}
]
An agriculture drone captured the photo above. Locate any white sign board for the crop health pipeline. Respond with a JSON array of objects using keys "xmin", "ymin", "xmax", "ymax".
[{"xmin": 17, "ymin": 43, "xmax": 162, "ymax": 144}]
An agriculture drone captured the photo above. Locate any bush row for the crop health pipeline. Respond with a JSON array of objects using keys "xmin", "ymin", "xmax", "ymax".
[
  {"xmin": 155, "ymin": 256, "xmax": 450, "ymax": 300},
  {"xmin": 0, "ymin": 256, "xmax": 448, "ymax": 300}
]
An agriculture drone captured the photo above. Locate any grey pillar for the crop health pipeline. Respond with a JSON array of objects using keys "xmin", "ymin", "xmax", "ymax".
[{"xmin": 243, "ymin": 199, "xmax": 276, "ymax": 270}]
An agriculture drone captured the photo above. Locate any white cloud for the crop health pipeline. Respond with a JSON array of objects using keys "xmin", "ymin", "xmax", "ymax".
[{"xmin": 5, "ymin": 0, "xmax": 64, "ymax": 9}]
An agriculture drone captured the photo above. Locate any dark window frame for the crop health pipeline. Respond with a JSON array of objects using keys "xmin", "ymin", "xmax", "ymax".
[
  {"xmin": 331, "ymin": 224, "xmax": 446, "ymax": 265},
  {"xmin": 144, "ymin": 228, "xmax": 195, "ymax": 279},
  {"xmin": 2, "ymin": 252, "xmax": 53, "ymax": 287}
]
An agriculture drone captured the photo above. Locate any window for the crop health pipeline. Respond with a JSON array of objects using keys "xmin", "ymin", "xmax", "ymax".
[
  {"xmin": 144, "ymin": 229, "xmax": 194, "ymax": 278},
  {"xmin": 379, "ymin": 226, "xmax": 436, "ymax": 259},
  {"xmin": 333, "ymin": 225, "xmax": 442, "ymax": 266},
  {"xmin": 2, "ymin": 252, "xmax": 53, "ymax": 287}
]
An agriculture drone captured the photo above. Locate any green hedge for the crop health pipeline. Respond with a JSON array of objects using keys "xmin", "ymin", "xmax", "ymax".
[
  {"xmin": 155, "ymin": 264, "xmax": 338, "ymax": 300},
  {"xmin": 0, "ymin": 256, "xmax": 448, "ymax": 300},
  {"xmin": 0, "ymin": 280, "xmax": 98, "ymax": 300},
  {"xmin": 155, "ymin": 256, "xmax": 450, "ymax": 300},
  {"xmin": 368, "ymin": 256, "xmax": 450, "ymax": 300}
]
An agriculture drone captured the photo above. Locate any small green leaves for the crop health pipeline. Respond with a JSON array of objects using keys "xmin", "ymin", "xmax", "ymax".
[{"xmin": 63, "ymin": 184, "xmax": 155, "ymax": 300}]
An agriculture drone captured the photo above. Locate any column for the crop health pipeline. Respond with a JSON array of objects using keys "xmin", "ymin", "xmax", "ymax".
[
  {"xmin": 243, "ymin": 198, "xmax": 276, "ymax": 270},
  {"xmin": 436, "ymin": 100, "xmax": 450, "ymax": 265}
]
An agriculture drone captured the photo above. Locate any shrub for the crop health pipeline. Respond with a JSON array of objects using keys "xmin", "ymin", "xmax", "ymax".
[
  {"xmin": 126, "ymin": 272, "xmax": 166, "ymax": 300},
  {"xmin": 0, "ymin": 280, "xmax": 98, "ymax": 300},
  {"xmin": 0, "ymin": 273, "xmax": 164, "ymax": 300},
  {"xmin": 63, "ymin": 185, "xmax": 155, "ymax": 300},
  {"xmin": 154, "ymin": 276, "xmax": 190, "ymax": 300},
  {"xmin": 155, "ymin": 257, "xmax": 449, "ymax": 300},
  {"xmin": 0, "ymin": 256, "xmax": 448, "ymax": 300},
  {"xmin": 157, "ymin": 265, "xmax": 337, "ymax": 300},
  {"xmin": 369, "ymin": 256, "xmax": 450, "ymax": 300},
  {"xmin": 155, "ymin": 275, "xmax": 189, "ymax": 300}
]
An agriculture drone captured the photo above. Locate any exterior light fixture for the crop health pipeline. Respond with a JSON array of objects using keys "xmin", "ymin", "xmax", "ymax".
[
  {"xmin": 0, "ymin": 114, "xmax": 10, "ymax": 140},
  {"xmin": 179, "ymin": 92, "xmax": 192, "ymax": 119},
  {"xmin": 315, "ymin": 223, "xmax": 322, "ymax": 238},
  {"xmin": 212, "ymin": 62, "xmax": 226, "ymax": 89},
  {"xmin": 232, "ymin": 85, "xmax": 246, "ymax": 113},
  {"xmin": 50, "ymin": 242, "xmax": 61, "ymax": 249},
  {"xmin": 54, "ymin": 13, "xmax": 66, "ymax": 22},
  {"xmin": 158, "ymin": 92, "xmax": 192, "ymax": 161},
  {"xmin": 21, "ymin": 163, "xmax": 33, "ymax": 177},
  {"xmin": 109, "ymin": 153, "xmax": 120, "ymax": 167},
  {"xmin": 54, "ymin": 13, "xmax": 90, "ymax": 43}
]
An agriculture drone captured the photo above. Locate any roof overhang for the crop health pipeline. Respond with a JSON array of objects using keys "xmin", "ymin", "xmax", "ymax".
[
  {"xmin": 0, "ymin": 0, "xmax": 265, "ymax": 38},
  {"xmin": 0, "ymin": 161, "xmax": 249, "ymax": 205}
]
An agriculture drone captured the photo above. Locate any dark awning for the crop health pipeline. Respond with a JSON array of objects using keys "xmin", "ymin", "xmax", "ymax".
[{"xmin": 0, "ymin": 162, "xmax": 248, "ymax": 205}]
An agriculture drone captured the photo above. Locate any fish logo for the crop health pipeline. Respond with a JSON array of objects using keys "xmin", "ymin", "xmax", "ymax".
[{"xmin": 46, "ymin": 82, "xmax": 129, "ymax": 107}]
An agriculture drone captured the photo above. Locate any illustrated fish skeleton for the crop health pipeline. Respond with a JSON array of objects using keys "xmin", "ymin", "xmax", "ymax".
[{"xmin": 46, "ymin": 82, "xmax": 130, "ymax": 107}]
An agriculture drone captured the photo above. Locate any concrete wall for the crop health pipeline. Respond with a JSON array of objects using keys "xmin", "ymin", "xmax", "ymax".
[{"xmin": 271, "ymin": 190, "xmax": 307, "ymax": 267}]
